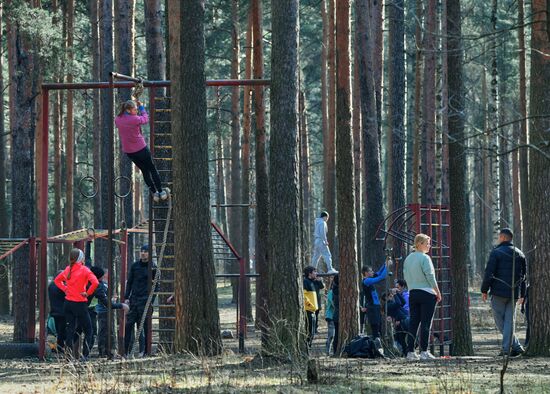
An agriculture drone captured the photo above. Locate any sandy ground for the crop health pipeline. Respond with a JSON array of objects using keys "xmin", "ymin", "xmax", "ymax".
[{"xmin": 0, "ymin": 288, "xmax": 548, "ymax": 393}]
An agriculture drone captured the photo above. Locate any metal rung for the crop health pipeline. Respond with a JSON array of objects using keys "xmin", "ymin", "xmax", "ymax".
[
  {"xmin": 154, "ymin": 145, "xmax": 173, "ymax": 149},
  {"xmin": 155, "ymin": 108, "xmax": 171, "ymax": 112},
  {"xmin": 151, "ymin": 328, "xmax": 175, "ymax": 332},
  {"xmin": 157, "ymin": 304, "xmax": 176, "ymax": 307},
  {"xmin": 151, "ymin": 316, "xmax": 176, "ymax": 320},
  {"xmin": 153, "ymin": 157, "xmax": 172, "ymax": 161},
  {"xmin": 159, "ymin": 267, "xmax": 175, "ymax": 271}
]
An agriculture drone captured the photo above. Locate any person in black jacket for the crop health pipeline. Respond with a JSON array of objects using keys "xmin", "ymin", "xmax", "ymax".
[
  {"xmin": 481, "ymin": 228, "xmax": 527, "ymax": 356},
  {"xmin": 124, "ymin": 244, "xmax": 157, "ymax": 356},
  {"xmin": 48, "ymin": 273, "xmax": 66, "ymax": 352}
]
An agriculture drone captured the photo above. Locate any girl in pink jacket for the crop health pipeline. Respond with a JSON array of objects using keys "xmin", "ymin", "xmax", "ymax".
[{"xmin": 115, "ymin": 100, "xmax": 167, "ymax": 202}]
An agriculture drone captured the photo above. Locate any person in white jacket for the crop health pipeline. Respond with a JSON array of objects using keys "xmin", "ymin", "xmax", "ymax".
[{"xmin": 311, "ymin": 211, "xmax": 338, "ymax": 274}]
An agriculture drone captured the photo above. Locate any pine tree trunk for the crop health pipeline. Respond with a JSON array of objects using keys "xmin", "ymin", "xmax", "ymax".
[
  {"xmin": 357, "ymin": 0, "xmax": 385, "ymax": 268},
  {"xmin": 488, "ymin": 0, "xmax": 500, "ymax": 232},
  {"xmin": 421, "ymin": 0, "xmax": 437, "ymax": 204},
  {"xmin": 98, "ymin": 0, "xmax": 114, "ymax": 268},
  {"xmin": 89, "ymin": 0, "xmax": 102, "ymax": 243},
  {"xmin": 517, "ymin": 0, "xmax": 529, "ymax": 252},
  {"xmin": 229, "ymin": 0, "xmax": 242, "ymax": 303},
  {"xmin": 215, "ymin": 88, "xmax": 228, "ymax": 232},
  {"xmin": 241, "ymin": 9, "xmax": 253, "ymax": 320},
  {"xmin": 411, "ymin": 0, "xmax": 423, "ymax": 203},
  {"xmin": 170, "ymin": 0, "xmax": 221, "ymax": 356},
  {"xmin": 0, "ymin": 2, "xmax": 10, "ymax": 315},
  {"xmin": 299, "ymin": 90, "xmax": 311, "ymax": 264},
  {"xmin": 440, "ymin": 0, "xmax": 449, "ymax": 205},
  {"xmin": 6, "ymin": 1, "xmax": 37, "ymax": 341},
  {"xmin": 387, "ymin": 0, "xmax": 406, "ymax": 258},
  {"xmin": 352, "ymin": 39, "xmax": 362, "ymax": 268},
  {"xmin": 335, "ymin": 0, "xmax": 358, "ymax": 351},
  {"xmin": 264, "ymin": 0, "xmax": 304, "ymax": 357},
  {"xmin": 65, "ymin": 0, "xmax": 75, "ymax": 237},
  {"xmin": 115, "ymin": 0, "xmax": 135, "ymax": 260},
  {"xmin": 526, "ymin": 0, "xmax": 550, "ymax": 357},
  {"xmin": 447, "ymin": 0, "xmax": 473, "ymax": 355},
  {"xmin": 252, "ymin": 0, "xmax": 269, "ymax": 337},
  {"xmin": 325, "ymin": 0, "xmax": 337, "ymax": 254},
  {"xmin": 144, "ymin": 0, "xmax": 166, "ymax": 84}
]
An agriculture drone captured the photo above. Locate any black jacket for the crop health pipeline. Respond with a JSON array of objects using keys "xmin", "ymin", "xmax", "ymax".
[
  {"xmin": 481, "ymin": 241, "xmax": 527, "ymax": 299},
  {"xmin": 124, "ymin": 260, "xmax": 158, "ymax": 305},
  {"xmin": 89, "ymin": 281, "xmax": 124, "ymax": 313},
  {"xmin": 313, "ymin": 279, "xmax": 324, "ymax": 311},
  {"xmin": 48, "ymin": 281, "xmax": 65, "ymax": 317}
]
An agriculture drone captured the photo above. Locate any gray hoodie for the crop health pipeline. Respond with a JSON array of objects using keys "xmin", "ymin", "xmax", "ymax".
[{"xmin": 313, "ymin": 217, "xmax": 328, "ymax": 244}]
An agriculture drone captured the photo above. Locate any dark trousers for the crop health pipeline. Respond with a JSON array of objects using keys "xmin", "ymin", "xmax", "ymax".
[
  {"xmin": 305, "ymin": 311, "xmax": 316, "ymax": 347},
  {"xmin": 97, "ymin": 312, "xmax": 116, "ymax": 356},
  {"xmin": 64, "ymin": 301, "xmax": 93, "ymax": 358},
  {"xmin": 125, "ymin": 303, "xmax": 149, "ymax": 355},
  {"xmin": 127, "ymin": 147, "xmax": 162, "ymax": 193},
  {"xmin": 407, "ymin": 289, "xmax": 437, "ymax": 352},
  {"xmin": 367, "ymin": 307, "xmax": 382, "ymax": 338},
  {"xmin": 360, "ymin": 310, "xmax": 367, "ymax": 333},
  {"xmin": 53, "ymin": 316, "xmax": 66, "ymax": 351},
  {"xmin": 394, "ymin": 318, "xmax": 410, "ymax": 356}
]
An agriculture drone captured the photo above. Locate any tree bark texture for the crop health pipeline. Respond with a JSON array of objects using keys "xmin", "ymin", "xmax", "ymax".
[
  {"xmin": 517, "ymin": 0, "xmax": 529, "ymax": 252},
  {"xmin": 0, "ymin": 2, "xmax": 10, "ymax": 315},
  {"xmin": 526, "ymin": 0, "xmax": 550, "ymax": 356},
  {"xmin": 6, "ymin": 1, "xmax": 37, "ymax": 341},
  {"xmin": 98, "ymin": 0, "xmax": 114, "ymax": 268},
  {"xmin": 264, "ymin": 0, "xmax": 304, "ymax": 357},
  {"xmin": 387, "ymin": 0, "xmax": 406, "ymax": 258},
  {"xmin": 411, "ymin": 0, "xmax": 423, "ymax": 204},
  {"xmin": 170, "ymin": 0, "xmax": 221, "ymax": 356},
  {"xmin": 252, "ymin": 0, "xmax": 269, "ymax": 337},
  {"xmin": 352, "ymin": 37, "xmax": 362, "ymax": 268},
  {"xmin": 335, "ymin": 0, "xmax": 359, "ymax": 351},
  {"xmin": 229, "ymin": 0, "xmax": 242, "ymax": 303},
  {"xmin": 299, "ymin": 89, "xmax": 311, "ymax": 264},
  {"xmin": 324, "ymin": 0, "xmax": 337, "ymax": 254},
  {"xmin": 357, "ymin": 0, "xmax": 386, "ymax": 268},
  {"xmin": 65, "ymin": 0, "xmax": 75, "ymax": 237},
  {"xmin": 447, "ymin": 0, "xmax": 473, "ymax": 356},
  {"xmin": 440, "ymin": 0, "xmax": 449, "ymax": 205},
  {"xmin": 115, "ymin": 0, "xmax": 135, "ymax": 263},
  {"xmin": 421, "ymin": 0, "xmax": 437, "ymax": 204},
  {"xmin": 144, "ymin": 0, "xmax": 166, "ymax": 92}
]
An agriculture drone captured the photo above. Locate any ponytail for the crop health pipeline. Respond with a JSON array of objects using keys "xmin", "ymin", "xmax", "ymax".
[
  {"xmin": 67, "ymin": 248, "xmax": 84, "ymax": 280},
  {"xmin": 117, "ymin": 100, "xmax": 137, "ymax": 117}
]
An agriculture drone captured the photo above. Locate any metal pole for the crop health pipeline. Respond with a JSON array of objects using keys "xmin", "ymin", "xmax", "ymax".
[
  {"xmin": 238, "ymin": 257, "xmax": 246, "ymax": 353},
  {"xmin": 28, "ymin": 237, "xmax": 36, "ymax": 342},
  {"xmin": 119, "ymin": 229, "xmax": 128, "ymax": 355},
  {"xmin": 146, "ymin": 86, "xmax": 156, "ymax": 355},
  {"xmin": 38, "ymin": 87, "xmax": 49, "ymax": 360},
  {"xmin": 107, "ymin": 73, "xmax": 115, "ymax": 356}
]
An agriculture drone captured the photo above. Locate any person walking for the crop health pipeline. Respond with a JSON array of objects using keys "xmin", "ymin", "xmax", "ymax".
[
  {"xmin": 481, "ymin": 228, "xmax": 527, "ymax": 357},
  {"xmin": 403, "ymin": 234, "xmax": 442, "ymax": 361},
  {"xmin": 311, "ymin": 212, "xmax": 338, "ymax": 274}
]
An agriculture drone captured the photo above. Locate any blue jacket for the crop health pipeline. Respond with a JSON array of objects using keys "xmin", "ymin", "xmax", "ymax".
[
  {"xmin": 386, "ymin": 292, "xmax": 408, "ymax": 322},
  {"xmin": 93, "ymin": 281, "xmax": 124, "ymax": 313},
  {"xmin": 362, "ymin": 264, "xmax": 387, "ymax": 307}
]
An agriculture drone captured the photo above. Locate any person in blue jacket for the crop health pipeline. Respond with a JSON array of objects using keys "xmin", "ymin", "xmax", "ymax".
[{"xmin": 360, "ymin": 263, "xmax": 388, "ymax": 339}]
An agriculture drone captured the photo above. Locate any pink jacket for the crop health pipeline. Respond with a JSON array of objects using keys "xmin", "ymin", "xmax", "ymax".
[{"xmin": 115, "ymin": 107, "xmax": 149, "ymax": 153}]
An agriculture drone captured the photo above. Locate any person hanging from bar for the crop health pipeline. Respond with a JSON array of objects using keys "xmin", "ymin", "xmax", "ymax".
[{"xmin": 115, "ymin": 99, "xmax": 168, "ymax": 203}]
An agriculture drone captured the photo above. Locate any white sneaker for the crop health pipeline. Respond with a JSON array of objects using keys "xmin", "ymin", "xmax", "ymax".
[
  {"xmin": 406, "ymin": 351, "xmax": 420, "ymax": 361},
  {"xmin": 327, "ymin": 268, "xmax": 339, "ymax": 275},
  {"xmin": 420, "ymin": 351, "xmax": 436, "ymax": 360},
  {"xmin": 152, "ymin": 192, "xmax": 160, "ymax": 203},
  {"xmin": 159, "ymin": 189, "xmax": 168, "ymax": 200}
]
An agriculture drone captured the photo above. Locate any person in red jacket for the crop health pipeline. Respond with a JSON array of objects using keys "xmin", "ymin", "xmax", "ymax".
[{"xmin": 54, "ymin": 248, "xmax": 99, "ymax": 360}]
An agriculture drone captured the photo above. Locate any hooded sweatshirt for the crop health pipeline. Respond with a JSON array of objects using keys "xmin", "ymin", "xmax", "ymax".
[
  {"xmin": 313, "ymin": 217, "xmax": 328, "ymax": 244},
  {"xmin": 115, "ymin": 106, "xmax": 149, "ymax": 154}
]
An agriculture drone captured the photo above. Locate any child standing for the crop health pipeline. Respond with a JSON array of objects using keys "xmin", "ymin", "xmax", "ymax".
[{"xmin": 325, "ymin": 275, "xmax": 339, "ymax": 356}]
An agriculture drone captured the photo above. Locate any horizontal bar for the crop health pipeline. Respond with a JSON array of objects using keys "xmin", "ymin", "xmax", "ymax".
[
  {"xmin": 215, "ymin": 273, "xmax": 259, "ymax": 278},
  {"xmin": 42, "ymin": 79, "xmax": 270, "ymax": 91}
]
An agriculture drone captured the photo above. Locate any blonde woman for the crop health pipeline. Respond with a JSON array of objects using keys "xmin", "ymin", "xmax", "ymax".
[{"xmin": 403, "ymin": 234, "xmax": 441, "ymax": 360}]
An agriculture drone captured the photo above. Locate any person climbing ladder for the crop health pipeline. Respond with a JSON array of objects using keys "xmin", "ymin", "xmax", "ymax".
[{"xmin": 115, "ymin": 99, "xmax": 168, "ymax": 203}]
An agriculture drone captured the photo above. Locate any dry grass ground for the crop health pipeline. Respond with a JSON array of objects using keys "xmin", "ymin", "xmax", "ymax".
[{"xmin": 0, "ymin": 286, "xmax": 548, "ymax": 393}]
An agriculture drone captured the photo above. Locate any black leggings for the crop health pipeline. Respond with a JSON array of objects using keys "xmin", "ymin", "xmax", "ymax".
[
  {"xmin": 407, "ymin": 289, "xmax": 437, "ymax": 352},
  {"xmin": 64, "ymin": 300, "xmax": 93, "ymax": 357},
  {"xmin": 127, "ymin": 147, "xmax": 162, "ymax": 193}
]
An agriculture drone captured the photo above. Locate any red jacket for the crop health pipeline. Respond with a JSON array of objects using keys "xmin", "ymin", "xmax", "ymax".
[{"xmin": 54, "ymin": 262, "xmax": 99, "ymax": 302}]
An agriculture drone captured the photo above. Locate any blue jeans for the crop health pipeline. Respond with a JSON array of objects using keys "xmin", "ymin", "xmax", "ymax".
[{"xmin": 491, "ymin": 295, "xmax": 522, "ymax": 353}]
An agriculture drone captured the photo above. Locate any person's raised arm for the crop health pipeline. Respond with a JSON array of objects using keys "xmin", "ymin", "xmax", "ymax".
[{"xmin": 363, "ymin": 265, "xmax": 387, "ymax": 286}]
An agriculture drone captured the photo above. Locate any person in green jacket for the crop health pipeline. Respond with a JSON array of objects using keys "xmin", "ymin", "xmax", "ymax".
[{"xmin": 403, "ymin": 234, "xmax": 442, "ymax": 361}]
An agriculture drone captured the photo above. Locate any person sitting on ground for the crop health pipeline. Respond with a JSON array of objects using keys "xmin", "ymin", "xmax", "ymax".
[
  {"xmin": 311, "ymin": 212, "xmax": 338, "ymax": 274},
  {"xmin": 360, "ymin": 263, "xmax": 389, "ymax": 341},
  {"xmin": 325, "ymin": 275, "xmax": 339, "ymax": 356},
  {"xmin": 90, "ymin": 266, "xmax": 129, "ymax": 357},
  {"xmin": 303, "ymin": 266, "xmax": 319, "ymax": 349},
  {"xmin": 54, "ymin": 248, "xmax": 99, "ymax": 361},
  {"xmin": 115, "ymin": 99, "xmax": 168, "ymax": 203},
  {"xmin": 385, "ymin": 287, "xmax": 410, "ymax": 356},
  {"xmin": 48, "ymin": 272, "xmax": 66, "ymax": 353}
]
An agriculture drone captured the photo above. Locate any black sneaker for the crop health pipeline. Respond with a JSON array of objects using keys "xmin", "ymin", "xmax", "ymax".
[{"xmin": 510, "ymin": 347, "xmax": 525, "ymax": 357}]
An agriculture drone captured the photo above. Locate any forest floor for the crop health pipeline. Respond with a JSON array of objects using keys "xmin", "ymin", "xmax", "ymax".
[{"xmin": 0, "ymin": 287, "xmax": 548, "ymax": 393}]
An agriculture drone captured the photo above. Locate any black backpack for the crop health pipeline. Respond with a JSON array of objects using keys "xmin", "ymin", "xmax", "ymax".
[{"xmin": 342, "ymin": 335, "xmax": 384, "ymax": 358}]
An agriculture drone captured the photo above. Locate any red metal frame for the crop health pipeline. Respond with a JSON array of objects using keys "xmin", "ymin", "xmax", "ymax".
[{"xmin": 38, "ymin": 77, "xmax": 268, "ymax": 359}]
